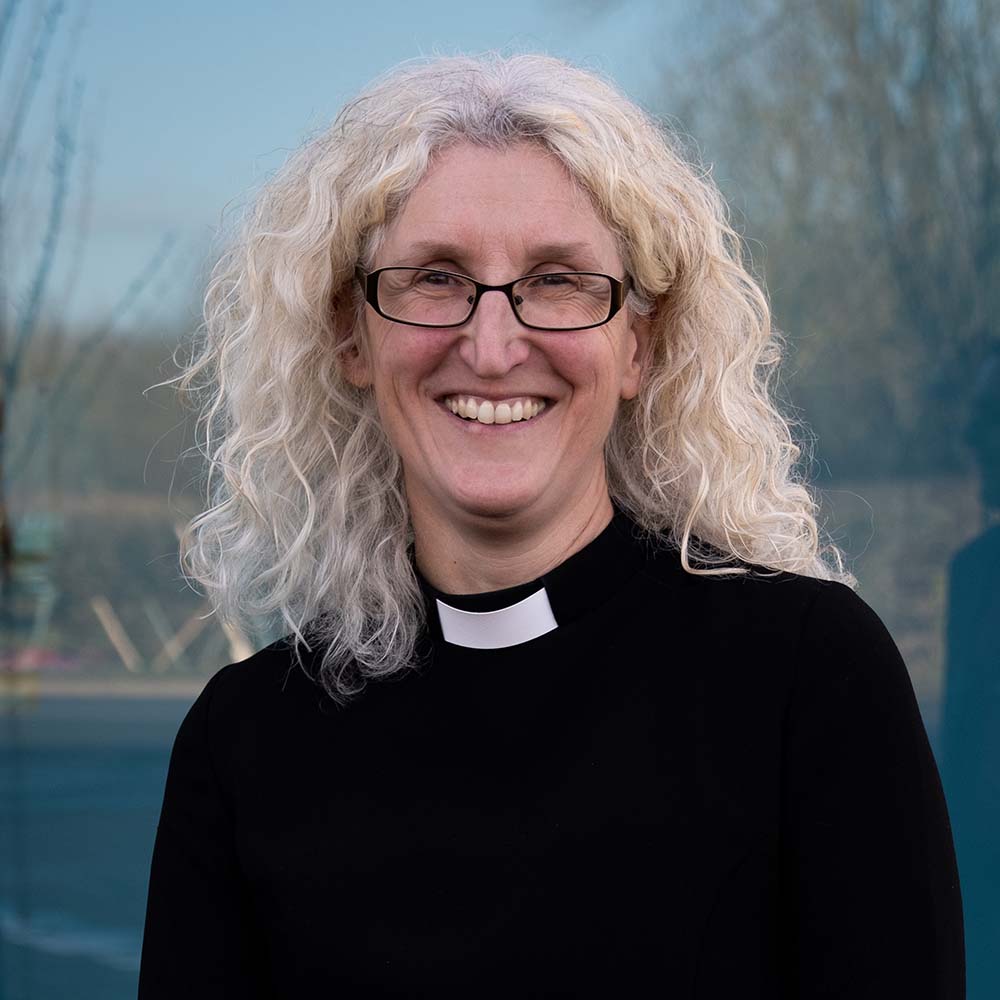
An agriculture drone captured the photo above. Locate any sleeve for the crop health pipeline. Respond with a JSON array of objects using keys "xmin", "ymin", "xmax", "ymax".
[
  {"xmin": 137, "ymin": 665, "xmax": 269, "ymax": 999},
  {"xmin": 779, "ymin": 581, "xmax": 965, "ymax": 999}
]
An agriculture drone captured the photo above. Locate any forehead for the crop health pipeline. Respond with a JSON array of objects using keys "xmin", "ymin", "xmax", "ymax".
[{"xmin": 379, "ymin": 141, "xmax": 619, "ymax": 267}]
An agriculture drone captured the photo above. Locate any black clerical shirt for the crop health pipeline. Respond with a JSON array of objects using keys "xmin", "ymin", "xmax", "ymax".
[{"xmin": 138, "ymin": 504, "xmax": 965, "ymax": 998}]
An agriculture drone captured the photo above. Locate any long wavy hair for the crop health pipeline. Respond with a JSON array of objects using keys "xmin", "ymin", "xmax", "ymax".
[{"xmin": 161, "ymin": 51, "xmax": 856, "ymax": 706}]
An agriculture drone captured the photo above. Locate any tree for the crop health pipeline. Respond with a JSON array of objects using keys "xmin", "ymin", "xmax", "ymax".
[
  {"xmin": 0, "ymin": 0, "xmax": 174, "ymax": 593},
  {"xmin": 654, "ymin": 0, "xmax": 999, "ymax": 476}
]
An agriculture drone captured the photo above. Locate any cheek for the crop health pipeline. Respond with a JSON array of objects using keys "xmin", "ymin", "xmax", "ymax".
[
  {"xmin": 552, "ymin": 335, "xmax": 623, "ymax": 401},
  {"xmin": 371, "ymin": 330, "xmax": 448, "ymax": 392}
]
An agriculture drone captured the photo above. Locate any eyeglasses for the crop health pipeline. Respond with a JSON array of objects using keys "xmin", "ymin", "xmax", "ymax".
[{"xmin": 355, "ymin": 266, "xmax": 632, "ymax": 331}]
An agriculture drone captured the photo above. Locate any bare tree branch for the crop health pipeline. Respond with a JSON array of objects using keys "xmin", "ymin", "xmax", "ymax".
[
  {"xmin": 0, "ymin": 0, "xmax": 64, "ymax": 185},
  {"xmin": 51, "ymin": 86, "xmax": 103, "ymax": 327},
  {"xmin": 0, "ymin": 0, "xmax": 24, "ymax": 76},
  {"xmin": 8, "ymin": 232, "xmax": 178, "ymax": 482},
  {"xmin": 5, "ymin": 74, "xmax": 82, "ymax": 391}
]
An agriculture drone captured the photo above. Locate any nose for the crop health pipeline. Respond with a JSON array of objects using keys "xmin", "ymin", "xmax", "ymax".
[{"xmin": 457, "ymin": 287, "xmax": 530, "ymax": 377}]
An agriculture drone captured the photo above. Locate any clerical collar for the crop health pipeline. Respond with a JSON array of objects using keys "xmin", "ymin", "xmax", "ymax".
[{"xmin": 412, "ymin": 502, "xmax": 651, "ymax": 649}]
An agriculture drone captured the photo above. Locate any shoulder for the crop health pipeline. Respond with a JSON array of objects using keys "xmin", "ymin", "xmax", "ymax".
[
  {"xmin": 171, "ymin": 636, "xmax": 321, "ymax": 790},
  {"xmin": 634, "ymin": 530, "xmax": 860, "ymax": 634},
  {"xmin": 634, "ymin": 533, "xmax": 904, "ymax": 683},
  {"xmin": 767, "ymin": 576, "xmax": 922, "ymax": 735},
  {"xmin": 193, "ymin": 634, "xmax": 318, "ymax": 729}
]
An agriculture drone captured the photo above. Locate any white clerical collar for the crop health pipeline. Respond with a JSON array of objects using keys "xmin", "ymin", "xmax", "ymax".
[
  {"xmin": 434, "ymin": 587, "xmax": 558, "ymax": 649},
  {"xmin": 414, "ymin": 504, "xmax": 651, "ymax": 650}
]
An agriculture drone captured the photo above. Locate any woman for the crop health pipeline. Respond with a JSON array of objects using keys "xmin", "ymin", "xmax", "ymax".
[{"xmin": 139, "ymin": 53, "xmax": 964, "ymax": 998}]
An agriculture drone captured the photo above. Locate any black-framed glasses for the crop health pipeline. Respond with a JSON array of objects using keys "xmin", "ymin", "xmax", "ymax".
[{"xmin": 355, "ymin": 266, "xmax": 632, "ymax": 331}]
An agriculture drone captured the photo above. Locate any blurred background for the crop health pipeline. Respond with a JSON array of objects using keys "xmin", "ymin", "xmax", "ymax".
[{"xmin": 0, "ymin": 0, "xmax": 996, "ymax": 996}]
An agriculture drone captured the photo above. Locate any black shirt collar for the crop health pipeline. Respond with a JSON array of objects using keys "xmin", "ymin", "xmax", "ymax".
[{"xmin": 412, "ymin": 499, "xmax": 652, "ymax": 649}]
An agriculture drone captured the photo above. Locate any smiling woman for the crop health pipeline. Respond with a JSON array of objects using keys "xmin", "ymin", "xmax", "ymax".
[
  {"xmin": 340, "ymin": 140, "xmax": 651, "ymax": 575},
  {"xmin": 139, "ymin": 52, "xmax": 964, "ymax": 998}
]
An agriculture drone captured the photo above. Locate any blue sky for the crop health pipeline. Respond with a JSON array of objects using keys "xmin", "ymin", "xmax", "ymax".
[{"xmin": 16, "ymin": 0, "xmax": 679, "ymax": 332}]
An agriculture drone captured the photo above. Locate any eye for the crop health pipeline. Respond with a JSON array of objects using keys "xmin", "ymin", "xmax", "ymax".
[
  {"xmin": 522, "ymin": 272, "xmax": 582, "ymax": 290},
  {"xmin": 413, "ymin": 269, "xmax": 465, "ymax": 289}
]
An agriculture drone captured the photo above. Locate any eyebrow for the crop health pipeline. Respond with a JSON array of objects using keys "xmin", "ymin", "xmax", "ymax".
[{"xmin": 394, "ymin": 238, "xmax": 606, "ymax": 270}]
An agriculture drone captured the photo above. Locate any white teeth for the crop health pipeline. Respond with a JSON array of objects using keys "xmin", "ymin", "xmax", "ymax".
[{"xmin": 442, "ymin": 395, "xmax": 547, "ymax": 425}]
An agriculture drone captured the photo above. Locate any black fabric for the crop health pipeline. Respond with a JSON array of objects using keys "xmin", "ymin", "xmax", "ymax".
[
  {"xmin": 413, "ymin": 498, "xmax": 651, "ymax": 638},
  {"xmin": 138, "ymin": 507, "xmax": 965, "ymax": 998}
]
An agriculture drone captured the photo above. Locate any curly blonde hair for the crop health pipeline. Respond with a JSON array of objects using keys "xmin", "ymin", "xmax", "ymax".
[{"xmin": 161, "ymin": 51, "xmax": 855, "ymax": 706}]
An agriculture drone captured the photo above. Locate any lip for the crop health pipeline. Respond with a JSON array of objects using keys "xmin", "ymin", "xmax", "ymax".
[{"xmin": 434, "ymin": 397, "xmax": 555, "ymax": 430}]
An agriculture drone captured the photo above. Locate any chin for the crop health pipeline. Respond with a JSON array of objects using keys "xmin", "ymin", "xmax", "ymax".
[{"xmin": 444, "ymin": 481, "xmax": 545, "ymax": 520}]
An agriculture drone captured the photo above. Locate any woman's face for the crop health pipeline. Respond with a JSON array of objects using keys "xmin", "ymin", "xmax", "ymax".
[{"xmin": 343, "ymin": 140, "xmax": 651, "ymax": 528}]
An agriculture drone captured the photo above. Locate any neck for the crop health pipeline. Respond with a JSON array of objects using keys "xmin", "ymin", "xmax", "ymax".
[{"xmin": 410, "ymin": 481, "xmax": 616, "ymax": 595}]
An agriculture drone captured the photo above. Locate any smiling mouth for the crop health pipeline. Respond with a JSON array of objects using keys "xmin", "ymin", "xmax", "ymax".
[
  {"xmin": 437, "ymin": 396, "xmax": 555, "ymax": 430},
  {"xmin": 435, "ymin": 397, "xmax": 555, "ymax": 428}
]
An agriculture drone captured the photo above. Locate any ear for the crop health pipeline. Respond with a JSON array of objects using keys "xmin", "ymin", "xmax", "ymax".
[
  {"xmin": 620, "ymin": 308, "xmax": 654, "ymax": 401},
  {"xmin": 331, "ymin": 287, "xmax": 373, "ymax": 390}
]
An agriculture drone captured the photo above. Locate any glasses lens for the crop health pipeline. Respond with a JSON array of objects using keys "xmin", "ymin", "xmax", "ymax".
[
  {"xmin": 512, "ymin": 273, "xmax": 612, "ymax": 329},
  {"xmin": 376, "ymin": 268, "xmax": 476, "ymax": 326}
]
